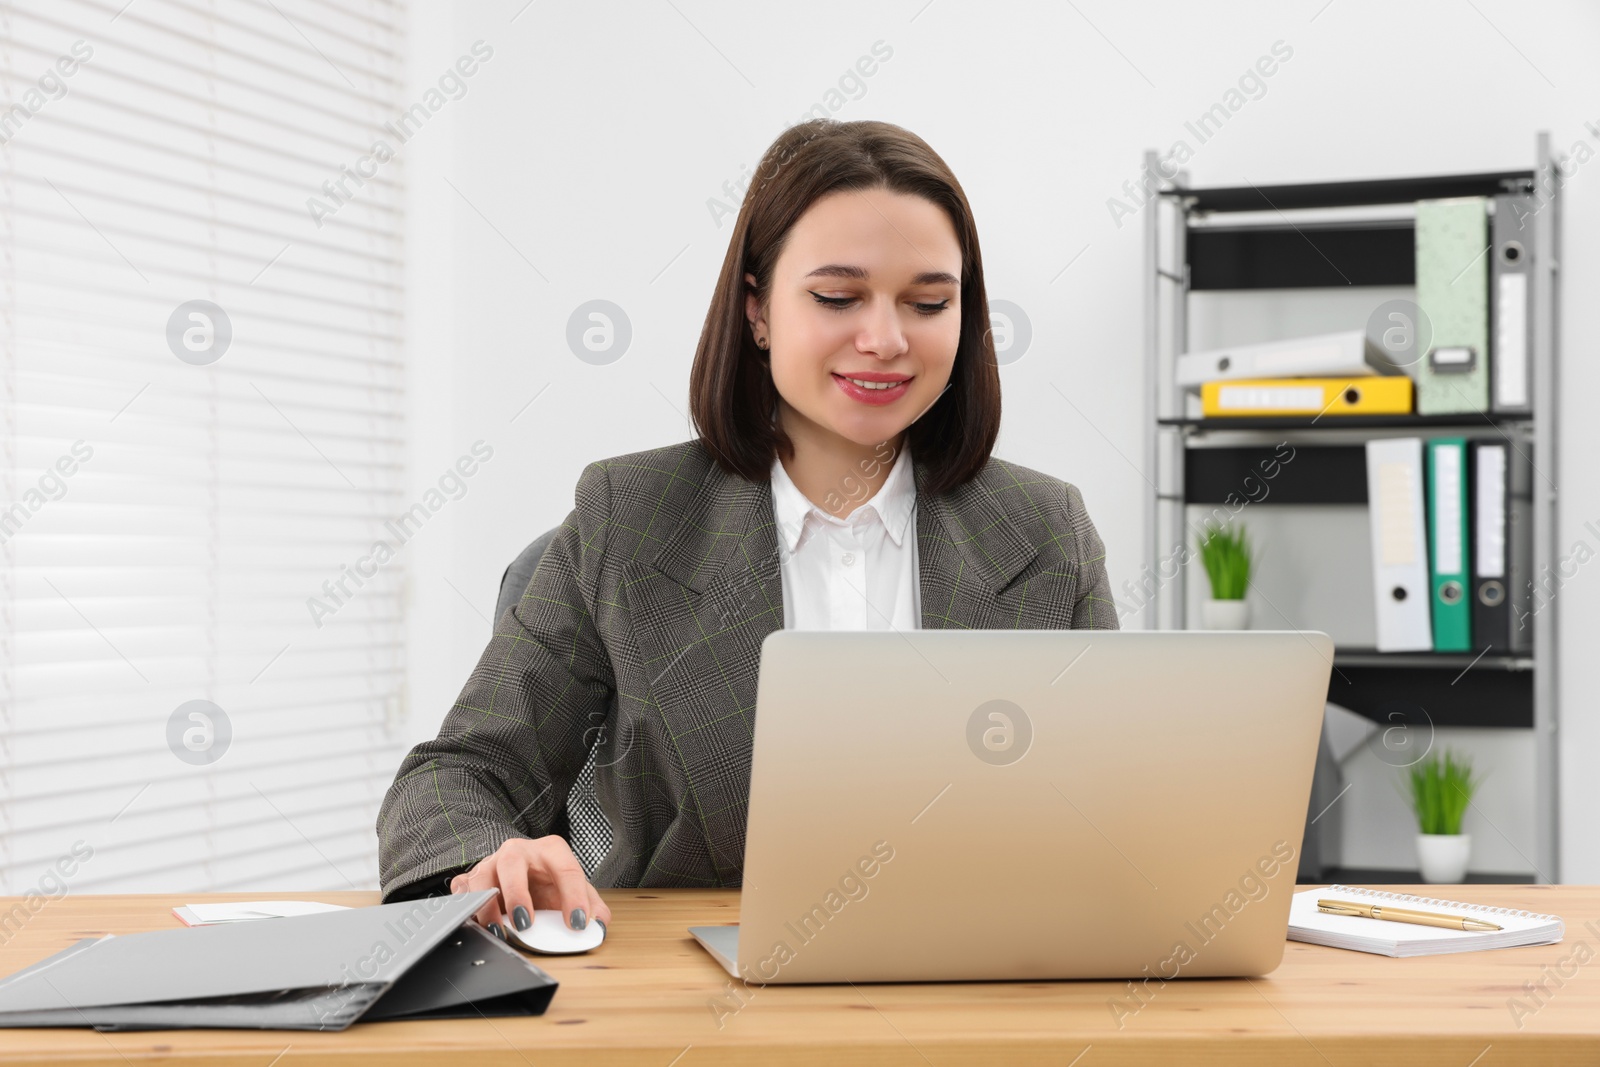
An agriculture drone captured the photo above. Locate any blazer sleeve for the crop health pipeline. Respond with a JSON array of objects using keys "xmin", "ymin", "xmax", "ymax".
[
  {"xmin": 1067, "ymin": 483, "xmax": 1119, "ymax": 631},
  {"xmin": 375, "ymin": 461, "xmax": 617, "ymax": 902}
]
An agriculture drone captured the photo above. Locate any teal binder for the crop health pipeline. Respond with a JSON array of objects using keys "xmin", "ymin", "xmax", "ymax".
[
  {"xmin": 1427, "ymin": 437, "xmax": 1471, "ymax": 651},
  {"xmin": 1415, "ymin": 198, "xmax": 1490, "ymax": 414}
]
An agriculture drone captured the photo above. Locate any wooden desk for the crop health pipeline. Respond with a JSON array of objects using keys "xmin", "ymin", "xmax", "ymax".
[{"xmin": 1, "ymin": 885, "xmax": 1597, "ymax": 1066}]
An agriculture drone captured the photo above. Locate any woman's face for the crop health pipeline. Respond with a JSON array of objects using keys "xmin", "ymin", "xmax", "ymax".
[{"xmin": 746, "ymin": 186, "xmax": 962, "ymax": 453}]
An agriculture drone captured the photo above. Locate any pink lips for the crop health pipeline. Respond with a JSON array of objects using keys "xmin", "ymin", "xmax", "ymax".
[{"xmin": 833, "ymin": 372, "xmax": 912, "ymax": 405}]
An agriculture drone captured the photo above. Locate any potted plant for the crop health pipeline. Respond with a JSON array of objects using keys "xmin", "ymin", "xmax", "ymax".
[
  {"xmin": 1405, "ymin": 750, "xmax": 1481, "ymax": 883},
  {"xmin": 1196, "ymin": 521, "xmax": 1253, "ymax": 629}
]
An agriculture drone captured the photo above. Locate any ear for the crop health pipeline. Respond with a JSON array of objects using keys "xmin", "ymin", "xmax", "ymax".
[{"xmin": 744, "ymin": 272, "xmax": 767, "ymax": 338}]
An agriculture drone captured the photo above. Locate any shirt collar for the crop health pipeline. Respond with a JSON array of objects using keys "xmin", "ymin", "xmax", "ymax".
[{"xmin": 770, "ymin": 443, "xmax": 917, "ymax": 555}]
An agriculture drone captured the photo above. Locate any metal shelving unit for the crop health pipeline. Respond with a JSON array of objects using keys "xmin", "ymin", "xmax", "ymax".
[{"xmin": 1142, "ymin": 134, "xmax": 1562, "ymax": 881}]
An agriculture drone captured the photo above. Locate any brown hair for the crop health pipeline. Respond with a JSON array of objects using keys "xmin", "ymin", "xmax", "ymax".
[{"xmin": 688, "ymin": 118, "xmax": 1001, "ymax": 496}]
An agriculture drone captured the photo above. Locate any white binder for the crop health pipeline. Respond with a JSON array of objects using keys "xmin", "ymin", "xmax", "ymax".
[
  {"xmin": 1175, "ymin": 330, "xmax": 1403, "ymax": 389},
  {"xmin": 1365, "ymin": 437, "xmax": 1434, "ymax": 652}
]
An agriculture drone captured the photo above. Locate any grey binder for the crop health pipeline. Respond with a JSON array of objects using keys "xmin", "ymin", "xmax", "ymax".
[
  {"xmin": 0, "ymin": 890, "xmax": 557, "ymax": 1031},
  {"xmin": 1490, "ymin": 193, "xmax": 1536, "ymax": 415}
]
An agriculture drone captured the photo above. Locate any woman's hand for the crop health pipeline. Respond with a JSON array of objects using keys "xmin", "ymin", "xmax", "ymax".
[{"xmin": 449, "ymin": 835, "xmax": 611, "ymax": 940}]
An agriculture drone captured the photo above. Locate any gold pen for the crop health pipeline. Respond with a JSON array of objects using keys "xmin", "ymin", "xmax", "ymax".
[{"xmin": 1317, "ymin": 898, "xmax": 1502, "ymax": 932}]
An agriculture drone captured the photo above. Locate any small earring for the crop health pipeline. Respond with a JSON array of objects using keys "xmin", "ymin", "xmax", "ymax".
[{"xmin": 756, "ymin": 336, "xmax": 768, "ymax": 349}]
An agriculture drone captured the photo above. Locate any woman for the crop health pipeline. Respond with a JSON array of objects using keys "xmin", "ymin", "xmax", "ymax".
[{"xmin": 376, "ymin": 119, "xmax": 1118, "ymax": 943}]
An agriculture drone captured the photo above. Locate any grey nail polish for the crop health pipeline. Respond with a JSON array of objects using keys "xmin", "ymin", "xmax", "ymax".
[
  {"xmin": 570, "ymin": 908, "xmax": 587, "ymax": 930},
  {"xmin": 487, "ymin": 922, "xmax": 504, "ymax": 940},
  {"xmin": 513, "ymin": 906, "xmax": 531, "ymax": 931}
]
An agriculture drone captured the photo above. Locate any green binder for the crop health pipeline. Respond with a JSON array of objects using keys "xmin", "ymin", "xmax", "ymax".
[
  {"xmin": 1427, "ymin": 436, "xmax": 1471, "ymax": 651},
  {"xmin": 1414, "ymin": 197, "xmax": 1490, "ymax": 414}
]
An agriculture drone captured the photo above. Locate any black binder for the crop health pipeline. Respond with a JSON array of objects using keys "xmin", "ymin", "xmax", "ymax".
[
  {"xmin": 0, "ymin": 890, "xmax": 557, "ymax": 1031},
  {"xmin": 1469, "ymin": 440, "xmax": 1534, "ymax": 654}
]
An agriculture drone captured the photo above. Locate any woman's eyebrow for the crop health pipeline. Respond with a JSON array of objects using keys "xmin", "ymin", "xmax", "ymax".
[{"xmin": 804, "ymin": 264, "xmax": 959, "ymax": 287}]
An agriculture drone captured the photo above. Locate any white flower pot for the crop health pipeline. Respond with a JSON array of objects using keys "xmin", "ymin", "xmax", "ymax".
[
  {"xmin": 1200, "ymin": 599, "xmax": 1250, "ymax": 630},
  {"xmin": 1417, "ymin": 833, "xmax": 1471, "ymax": 884}
]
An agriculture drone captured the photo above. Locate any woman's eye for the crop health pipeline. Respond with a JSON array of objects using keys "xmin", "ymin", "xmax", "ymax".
[{"xmin": 809, "ymin": 293, "xmax": 951, "ymax": 315}]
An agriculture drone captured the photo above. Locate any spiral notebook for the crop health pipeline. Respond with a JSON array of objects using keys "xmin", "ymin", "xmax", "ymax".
[{"xmin": 1287, "ymin": 885, "xmax": 1564, "ymax": 957}]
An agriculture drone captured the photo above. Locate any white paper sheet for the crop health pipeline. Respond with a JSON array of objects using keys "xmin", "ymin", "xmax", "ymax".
[{"xmin": 172, "ymin": 901, "xmax": 351, "ymax": 926}]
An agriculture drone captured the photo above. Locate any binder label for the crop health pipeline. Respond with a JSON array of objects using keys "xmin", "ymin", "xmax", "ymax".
[
  {"xmin": 1434, "ymin": 446, "xmax": 1464, "ymax": 576},
  {"xmin": 1496, "ymin": 273, "xmax": 1529, "ymax": 409},
  {"xmin": 1476, "ymin": 446, "xmax": 1507, "ymax": 579},
  {"xmin": 1217, "ymin": 384, "xmax": 1324, "ymax": 411},
  {"xmin": 1376, "ymin": 462, "xmax": 1420, "ymax": 567}
]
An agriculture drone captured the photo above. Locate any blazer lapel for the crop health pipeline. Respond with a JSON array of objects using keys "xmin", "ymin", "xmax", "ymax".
[
  {"xmin": 623, "ymin": 449, "xmax": 1055, "ymax": 886},
  {"xmin": 913, "ymin": 455, "xmax": 1044, "ymax": 630}
]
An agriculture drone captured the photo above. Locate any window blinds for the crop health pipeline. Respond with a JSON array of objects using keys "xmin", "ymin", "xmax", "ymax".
[{"xmin": 0, "ymin": 0, "xmax": 407, "ymax": 893}]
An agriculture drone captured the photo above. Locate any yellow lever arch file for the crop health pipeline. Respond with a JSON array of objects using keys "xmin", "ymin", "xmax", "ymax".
[{"xmin": 1200, "ymin": 376, "xmax": 1414, "ymax": 417}]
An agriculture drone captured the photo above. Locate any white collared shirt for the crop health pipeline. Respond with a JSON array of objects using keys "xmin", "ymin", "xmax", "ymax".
[{"xmin": 768, "ymin": 444, "xmax": 921, "ymax": 631}]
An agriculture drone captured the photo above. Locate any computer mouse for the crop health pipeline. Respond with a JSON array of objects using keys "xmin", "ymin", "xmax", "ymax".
[{"xmin": 497, "ymin": 909, "xmax": 606, "ymax": 955}]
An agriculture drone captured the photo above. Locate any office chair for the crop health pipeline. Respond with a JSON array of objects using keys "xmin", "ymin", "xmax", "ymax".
[
  {"xmin": 1300, "ymin": 716, "xmax": 1344, "ymax": 881},
  {"xmin": 495, "ymin": 526, "xmax": 613, "ymax": 878}
]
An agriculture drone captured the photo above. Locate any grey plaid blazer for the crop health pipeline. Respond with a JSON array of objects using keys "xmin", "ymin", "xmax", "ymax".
[{"xmin": 376, "ymin": 437, "xmax": 1118, "ymax": 901}]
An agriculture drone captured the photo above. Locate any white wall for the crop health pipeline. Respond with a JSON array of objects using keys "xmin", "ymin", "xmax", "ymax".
[{"xmin": 398, "ymin": 0, "xmax": 1600, "ymax": 879}]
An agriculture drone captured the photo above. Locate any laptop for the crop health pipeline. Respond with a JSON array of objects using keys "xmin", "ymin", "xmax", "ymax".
[{"xmin": 690, "ymin": 629, "xmax": 1333, "ymax": 984}]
